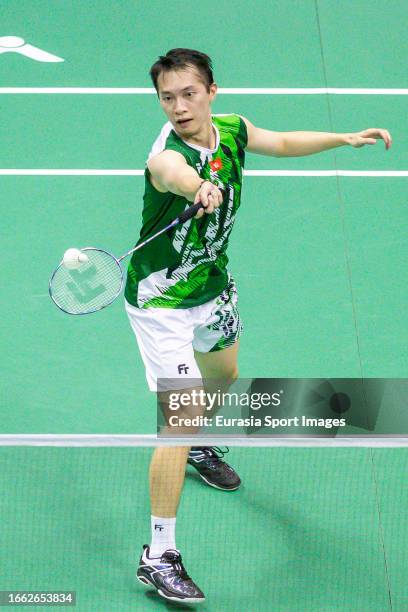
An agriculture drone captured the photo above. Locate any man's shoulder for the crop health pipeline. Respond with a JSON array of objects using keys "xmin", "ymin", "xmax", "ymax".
[
  {"xmin": 212, "ymin": 113, "xmax": 241, "ymax": 132},
  {"xmin": 212, "ymin": 114, "xmax": 248, "ymax": 148},
  {"xmin": 147, "ymin": 121, "xmax": 181, "ymax": 162}
]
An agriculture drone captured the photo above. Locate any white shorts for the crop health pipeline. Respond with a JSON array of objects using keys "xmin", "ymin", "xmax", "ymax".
[{"xmin": 125, "ymin": 277, "xmax": 242, "ymax": 391}]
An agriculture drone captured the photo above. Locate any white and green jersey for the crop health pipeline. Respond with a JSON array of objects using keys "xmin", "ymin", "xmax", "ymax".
[{"xmin": 124, "ymin": 114, "xmax": 247, "ymax": 309}]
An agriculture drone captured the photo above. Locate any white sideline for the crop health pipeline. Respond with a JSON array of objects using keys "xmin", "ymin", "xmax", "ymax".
[
  {"xmin": 1, "ymin": 87, "xmax": 408, "ymax": 95},
  {"xmin": 0, "ymin": 169, "xmax": 407, "ymax": 177},
  {"xmin": 0, "ymin": 434, "xmax": 408, "ymax": 447}
]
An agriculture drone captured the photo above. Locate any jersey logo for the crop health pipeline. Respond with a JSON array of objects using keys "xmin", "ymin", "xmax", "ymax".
[{"xmin": 209, "ymin": 157, "xmax": 223, "ymax": 171}]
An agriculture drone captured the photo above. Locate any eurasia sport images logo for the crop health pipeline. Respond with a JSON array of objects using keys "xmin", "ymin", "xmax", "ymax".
[{"xmin": 0, "ymin": 36, "xmax": 64, "ymax": 62}]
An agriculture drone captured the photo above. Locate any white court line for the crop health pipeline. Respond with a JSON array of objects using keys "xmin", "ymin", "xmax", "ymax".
[
  {"xmin": 1, "ymin": 87, "xmax": 408, "ymax": 95},
  {"xmin": 0, "ymin": 169, "xmax": 407, "ymax": 177},
  {"xmin": 245, "ymin": 170, "xmax": 408, "ymax": 177},
  {"xmin": 0, "ymin": 169, "xmax": 145, "ymax": 176},
  {"xmin": 1, "ymin": 434, "xmax": 408, "ymax": 447}
]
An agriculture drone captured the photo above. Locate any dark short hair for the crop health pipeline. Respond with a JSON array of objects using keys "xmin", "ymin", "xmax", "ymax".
[{"xmin": 150, "ymin": 48, "xmax": 214, "ymax": 93}]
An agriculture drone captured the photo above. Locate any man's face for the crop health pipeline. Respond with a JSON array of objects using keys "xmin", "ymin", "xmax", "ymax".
[{"xmin": 157, "ymin": 66, "xmax": 217, "ymax": 139}]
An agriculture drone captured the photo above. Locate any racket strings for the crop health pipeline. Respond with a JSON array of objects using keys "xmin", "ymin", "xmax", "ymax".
[{"xmin": 49, "ymin": 249, "xmax": 123, "ymax": 314}]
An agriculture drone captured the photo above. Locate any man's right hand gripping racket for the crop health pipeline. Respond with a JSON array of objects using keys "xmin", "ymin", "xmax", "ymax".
[{"xmin": 49, "ymin": 200, "xmax": 214, "ymax": 315}]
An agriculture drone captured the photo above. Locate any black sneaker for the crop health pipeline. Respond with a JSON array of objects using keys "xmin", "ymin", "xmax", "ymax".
[
  {"xmin": 187, "ymin": 447, "xmax": 241, "ymax": 491},
  {"xmin": 137, "ymin": 545, "xmax": 205, "ymax": 604}
]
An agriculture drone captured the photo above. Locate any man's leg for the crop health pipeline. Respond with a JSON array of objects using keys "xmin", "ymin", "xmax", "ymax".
[
  {"xmin": 148, "ymin": 446, "xmax": 189, "ymax": 559},
  {"xmin": 138, "ymin": 399, "xmax": 206, "ymax": 604},
  {"xmin": 187, "ymin": 341, "xmax": 242, "ymax": 490},
  {"xmin": 149, "ymin": 386, "xmax": 206, "ymax": 553},
  {"xmin": 150, "ymin": 446, "xmax": 190, "ymax": 517},
  {"xmin": 194, "ymin": 340, "xmax": 240, "ymax": 383},
  {"xmin": 125, "ymin": 302, "xmax": 207, "ymax": 602}
]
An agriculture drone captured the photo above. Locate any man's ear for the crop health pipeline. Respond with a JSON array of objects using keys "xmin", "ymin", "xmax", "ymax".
[{"xmin": 209, "ymin": 82, "xmax": 218, "ymax": 102}]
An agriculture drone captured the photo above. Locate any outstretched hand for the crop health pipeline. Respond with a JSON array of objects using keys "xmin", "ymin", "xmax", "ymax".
[
  {"xmin": 349, "ymin": 128, "xmax": 392, "ymax": 150},
  {"xmin": 194, "ymin": 180, "xmax": 224, "ymax": 218}
]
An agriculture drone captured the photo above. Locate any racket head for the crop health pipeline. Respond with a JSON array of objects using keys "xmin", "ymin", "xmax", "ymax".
[{"xmin": 49, "ymin": 247, "xmax": 124, "ymax": 315}]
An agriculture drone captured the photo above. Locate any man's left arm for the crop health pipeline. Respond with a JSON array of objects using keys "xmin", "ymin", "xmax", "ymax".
[{"xmin": 240, "ymin": 116, "xmax": 392, "ymax": 157}]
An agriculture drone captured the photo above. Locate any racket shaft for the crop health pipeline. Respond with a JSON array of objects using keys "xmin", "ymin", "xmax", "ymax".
[
  {"xmin": 120, "ymin": 188, "xmax": 225, "ymax": 260},
  {"xmin": 119, "ymin": 218, "xmax": 179, "ymax": 260}
]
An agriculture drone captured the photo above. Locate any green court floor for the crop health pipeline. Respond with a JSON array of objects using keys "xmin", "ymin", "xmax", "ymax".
[
  {"xmin": 1, "ymin": 447, "xmax": 407, "ymax": 611},
  {"xmin": 1, "ymin": 1, "xmax": 408, "ymax": 610},
  {"xmin": 1, "ymin": 1, "xmax": 407, "ymax": 432},
  {"xmin": 2, "ymin": 170, "xmax": 406, "ymax": 432}
]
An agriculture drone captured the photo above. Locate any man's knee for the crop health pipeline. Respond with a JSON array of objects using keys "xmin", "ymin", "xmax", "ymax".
[
  {"xmin": 218, "ymin": 368, "xmax": 239, "ymax": 388},
  {"xmin": 229, "ymin": 368, "xmax": 239, "ymax": 384}
]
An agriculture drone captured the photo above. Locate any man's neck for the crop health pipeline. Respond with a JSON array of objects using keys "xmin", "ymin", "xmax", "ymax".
[{"xmin": 178, "ymin": 120, "xmax": 216, "ymax": 150}]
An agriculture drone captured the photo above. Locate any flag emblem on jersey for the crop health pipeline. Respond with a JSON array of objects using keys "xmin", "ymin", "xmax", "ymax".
[{"xmin": 209, "ymin": 157, "xmax": 223, "ymax": 171}]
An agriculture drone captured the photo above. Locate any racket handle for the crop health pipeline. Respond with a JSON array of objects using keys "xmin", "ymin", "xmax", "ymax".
[
  {"xmin": 177, "ymin": 202, "xmax": 203, "ymax": 223},
  {"xmin": 176, "ymin": 188, "xmax": 226, "ymax": 224}
]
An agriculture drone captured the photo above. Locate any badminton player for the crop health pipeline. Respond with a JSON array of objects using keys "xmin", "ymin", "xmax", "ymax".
[{"xmin": 124, "ymin": 48, "xmax": 392, "ymax": 604}]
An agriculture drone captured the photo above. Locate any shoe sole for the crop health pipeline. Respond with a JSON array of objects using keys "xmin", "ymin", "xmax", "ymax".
[
  {"xmin": 137, "ymin": 575, "xmax": 205, "ymax": 604},
  {"xmin": 137, "ymin": 575, "xmax": 154, "ymax": 588},
  {"xmin": 198, "ymin": 472, "xmax": 241, "ymax": 491},
  {"xmin": 157, "ymin": 589, "xmax": 205, "ymax": 604}
]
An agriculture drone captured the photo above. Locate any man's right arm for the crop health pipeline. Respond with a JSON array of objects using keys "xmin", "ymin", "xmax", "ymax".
[
  {"xmin": 148, "ymin": 150, "xmax": 202, "ymax": 201},
  {"xmin": 147, "ymin": 150, "xmax": 223, "ymax": 217}
]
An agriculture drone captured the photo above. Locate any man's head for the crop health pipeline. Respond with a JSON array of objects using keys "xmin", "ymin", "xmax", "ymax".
[
  {"xmin": 150, "ymin": 49, "xmax": 217, "ymax": 138},
  {"xmin": 150, "ymin": 48, "xmax": 214, "ymax": 93}
]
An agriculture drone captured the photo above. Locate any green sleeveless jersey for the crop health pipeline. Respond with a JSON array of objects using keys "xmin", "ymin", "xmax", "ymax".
[{"xmin": 124, "ymin": 114, "xmax": 247, "ymax": 309}]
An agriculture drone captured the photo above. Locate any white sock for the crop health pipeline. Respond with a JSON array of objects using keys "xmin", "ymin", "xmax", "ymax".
[{"xmin": 149, "ymin": 516, "xmax": 177, "ymax": 558}]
